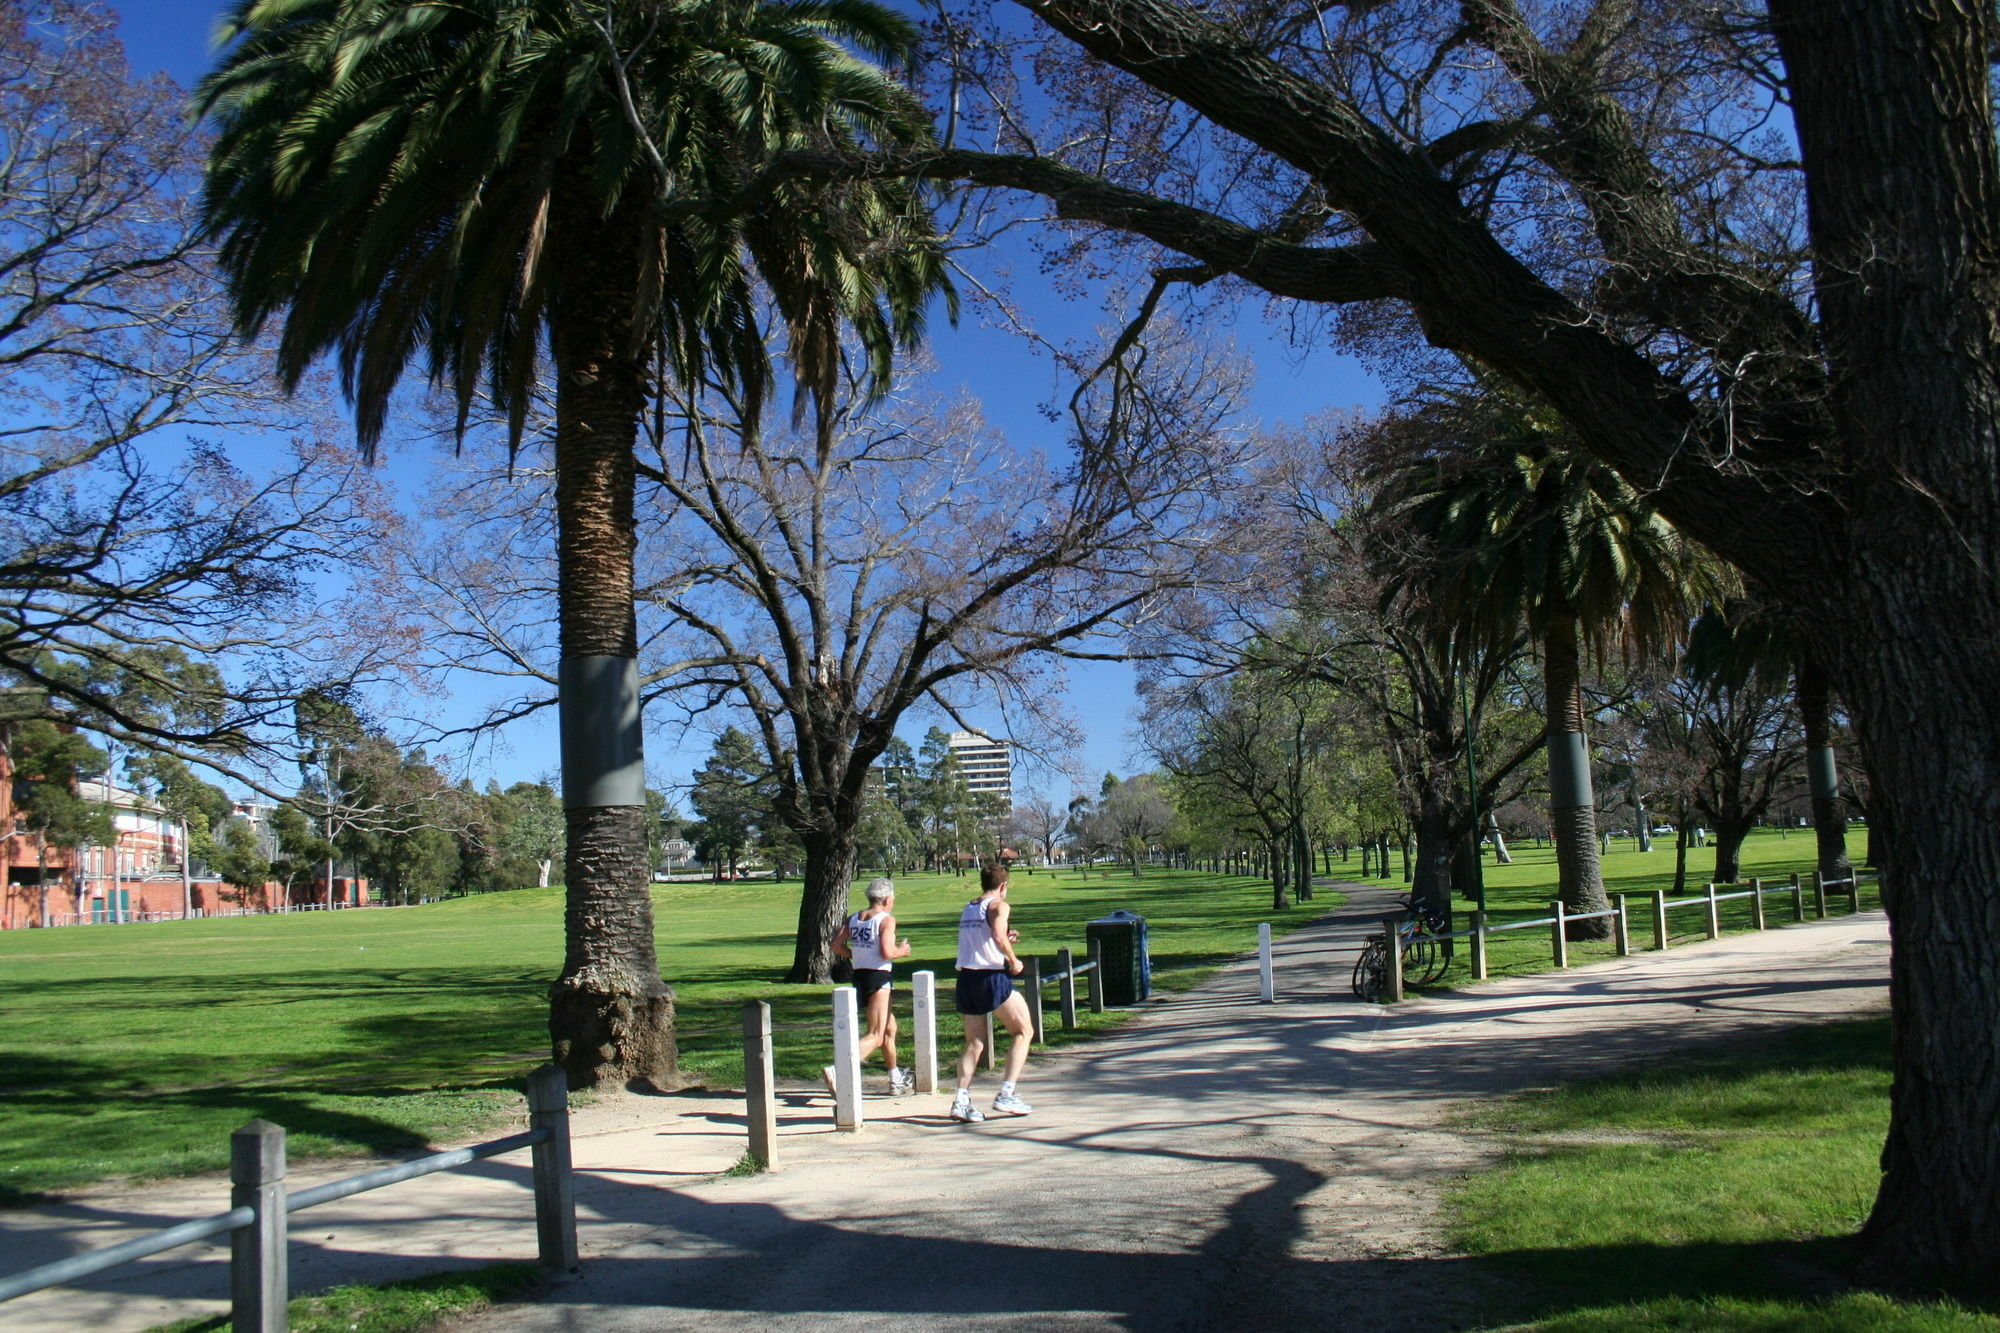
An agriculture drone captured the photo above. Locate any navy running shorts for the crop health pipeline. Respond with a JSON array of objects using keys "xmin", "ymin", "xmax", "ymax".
[
  {"xmin": 853, "ymin": 969, "xmax": 893, "ymax": 1000},
  {"xmin": 955, "ymin": 968, "xmax": 1013, "ymax": 1015}
]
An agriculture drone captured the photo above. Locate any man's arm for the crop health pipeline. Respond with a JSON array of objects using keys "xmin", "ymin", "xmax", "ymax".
[
  {"xmin": 988, "ymin": 899, "xmax": 1024, "ymax": 975},
  {"xmin": 833, "ymin": 922, "xmax": 851, "ymax": 959},
  {"xmin": 882, "ymin": 914, "xmax": 912, "ymax": 960}
]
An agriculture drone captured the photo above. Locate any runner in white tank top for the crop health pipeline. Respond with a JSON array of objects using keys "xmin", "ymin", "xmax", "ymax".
[
  {"xmin": 832, "ymin": 878, "xmax": 913, "ymax": 1095},
  {"xmin": 950, "ymin": 864, "xmax": 1034, "ymax": 1122}
]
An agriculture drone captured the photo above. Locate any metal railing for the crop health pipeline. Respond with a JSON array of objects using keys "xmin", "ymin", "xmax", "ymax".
[
  {"xmin": 0, "ymin": 1066, "xmax": 576, "ymax": 1332},
  {"xmin": 1371, "ymin": 868, "xmax": 1877, "ymax": 1001}
]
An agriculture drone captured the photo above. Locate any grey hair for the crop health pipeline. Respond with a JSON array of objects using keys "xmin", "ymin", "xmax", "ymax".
[{"xmin": 864, "ymin": 877, "xmax": 895, "ymax": 904}]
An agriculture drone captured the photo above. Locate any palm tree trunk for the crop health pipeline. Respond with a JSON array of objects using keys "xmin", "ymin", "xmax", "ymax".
[
  {"xmin": 544, "ymin": 197, "xmax": 674, "ymax": 1092},
  {"xmin": 1545, "ymin": 610, "xmax": 1610, "ymax": 939},
  {"xmin": 1796, "ymin": 653, "xmax": 1852, "ymax": 882}
]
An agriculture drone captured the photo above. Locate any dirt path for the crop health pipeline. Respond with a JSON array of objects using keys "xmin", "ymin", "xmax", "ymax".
[{"xmin": 0, "ymin": 885, "xmax": 1891, "ymax": 1333}]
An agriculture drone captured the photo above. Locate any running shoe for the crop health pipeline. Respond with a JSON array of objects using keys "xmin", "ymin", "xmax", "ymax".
[
  {"xmin": 889, "ymin": 1070, "xmax": 915, "ymax": 1096},
  {"xmin": 949, "ymin": 1096, "xmax": 985, "ymax": 1123},
  {"xmin": 821, "ymin": 1065, "xmax": 838, "ymax": 1097},
  {"xmin": 991, "ymin": 1091, "xmax": 1033, "ymax": 1116}
]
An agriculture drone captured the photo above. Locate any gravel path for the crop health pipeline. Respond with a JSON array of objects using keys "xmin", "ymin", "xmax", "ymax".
[{"xmin": 0, "ymin": 884, "xmax": 1891, "ymax": 1333}]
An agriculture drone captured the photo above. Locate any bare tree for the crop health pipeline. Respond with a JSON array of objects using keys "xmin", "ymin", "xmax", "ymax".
[
  {"xmin": 0, "ymin": 4, "xmax": 399, "ymax": 785},
  {"xmin": 395, "ymin": 326, "xmax": 1253, "ymax": 981},
  {"xmin": 1011, "ymin": 793, "xmax": 1069, "ymax": 866}
]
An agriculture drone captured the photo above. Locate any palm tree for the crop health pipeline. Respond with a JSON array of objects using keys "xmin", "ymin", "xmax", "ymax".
[
  {"xmin": 196, "ymin": 0, "xmax": 949, "ymax": 1088},
  {"xmin": 1683, "ymin": 595, "xmax": 1852, "ymax": 885},
  {"xmin": 1372, "ymin": 399, "xmax": 1716, "ymax": 938}
]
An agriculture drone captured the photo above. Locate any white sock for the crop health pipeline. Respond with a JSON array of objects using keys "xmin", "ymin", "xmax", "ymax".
[
  {"xmin": 953, "ymin": 1086, "xmax": 971, "ymax": 1101},
  {"xmin": 887, "ymin": 1065, "xmax": 901, "ymax": 1077},
  {"xmin": 999, "ymin": 1081, "xmax": 1016, "ymax": 1098}
]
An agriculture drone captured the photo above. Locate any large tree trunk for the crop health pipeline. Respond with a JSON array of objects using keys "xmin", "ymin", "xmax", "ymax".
[
  {"xmin": 788, "ymin": 831, "xmax": 859, "ymax": 983},
  {"xmin": 1796, "ymin": 653, "xmax": 1852, "ymax": 883},
  {"xmin": 544, "ymin": 196, "xmax": 674, "ymax": 1092},
  {"xmin": 1409, "ymin": 793, "xmax": 1454, "ymax": 923},
  {"xmin": 1774, "ymin": 0, "xmax": 2000, "ymax": 1285},
  {"xmin": 1708, "ymin": 815, "xmax": 1754, "ymax": 885},
  {"xmin": 1544, "ymin": 611, "xmax": 1609, "ymax": 939}
]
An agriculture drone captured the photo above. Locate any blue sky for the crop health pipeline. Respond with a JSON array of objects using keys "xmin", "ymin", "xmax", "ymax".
[{"xmin": 105, "ymin": 0, "xmax": 1384, "ymax": 802}]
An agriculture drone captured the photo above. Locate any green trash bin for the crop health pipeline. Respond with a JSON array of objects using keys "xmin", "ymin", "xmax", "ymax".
[{"xmin": 1086, "ymin": 910, "xmax": 1151, "ymax": 1006}]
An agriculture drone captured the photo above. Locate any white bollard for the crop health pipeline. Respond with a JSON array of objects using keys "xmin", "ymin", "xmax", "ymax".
[
  {"xmin": 1257, "ymin": 923, "xmax": 1275, "ymax": 1003},
  {"xmin": 831, "ymin": 986, "xmax": 864, "ymax": 1132},
  {"xmin": 912, "ymin": 970, "xmax": 939, "ymax": 1094}
]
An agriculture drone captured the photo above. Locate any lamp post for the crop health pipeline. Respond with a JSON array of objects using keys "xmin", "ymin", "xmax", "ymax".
[{"xmin": 1460, "ymin": 669, "xmax": 1486, "ymax": 911}]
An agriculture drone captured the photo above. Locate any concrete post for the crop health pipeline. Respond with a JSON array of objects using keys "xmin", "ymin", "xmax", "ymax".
[
  {"xmin": 1651, "ymin": 889, "xmax": 1669, "ymax": 951},
  {"xmin": 831, "ymin": 986, "xmax": 863, "ymax": 1132},
  {"xmin": 1057, "ymin": 947, "xmax": 1078, "ymax": 1029},
  {"xmin": 1383, "ymin": 916, "xmax": 1404, "ymax": 1003},
  {"xmin": 1257, "ymin": 923, "xmax": 1275, "ymax": 1003},
  {"xmin": 741, "ymin": 1003, "xmax": 777, "ymax": 1171},
  {"xmin": 1024, "ymin": 955, "xmax": 1044, "ymax": 1044},
  {"xmin": 911, "ymin": 970, "xmax": 938, "ymax": 1094},
  {"xmin": 1550, "ymin": 900, "xmax": 1568, "ymax": 969},
  {"xmin": 1750, "ymin": 877, "xmax": 1766, "ymax": 931},
  {"xmin": 527, "ymin": 1065, "xmax": 579, "ymax": 1272},
  {"xmin": 1613, "ymin": 894, "xmax": 1630, "ymax": 957},
  {"xmin": 1704, "ymin": 883, "xmax": 1721, "ymax": 940},
  {"xmin": 1812, "ymin": 869, "xmax": 1828, "ymax": 919},
  {"xmin": 1088, "ymin": 935, "xmax": 1106, "ymax": 1014},
  {"xmin": 1790, "ymin": 871, "xmax": 1805, "ymax": 922},
  {"xmin": 230, "ymin": 1120, "xmax": 287, "ymax": 1333},
  {"xmin": 1470, "ymin": 911, "xmax": 1488, "ymax": 980}
]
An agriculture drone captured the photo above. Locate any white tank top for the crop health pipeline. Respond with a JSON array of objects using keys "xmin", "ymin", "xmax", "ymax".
[
  {"xmin": 956, "ymin": 896, "xmax": 1007, "ymax": 970},
  {"xmin": 847, "ymin": 910, "xmax": 891, "ymax": 971}
]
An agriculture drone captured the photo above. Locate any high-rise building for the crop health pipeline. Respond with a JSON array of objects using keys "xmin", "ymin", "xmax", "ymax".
[{"xmin": 947, "ymin": 730, "xmax": 1013, "ymax": 808}]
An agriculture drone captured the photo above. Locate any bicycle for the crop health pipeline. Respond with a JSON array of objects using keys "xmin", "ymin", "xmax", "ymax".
[{"xmin": 1351, "ymin": 895, "xmax": 1453, "ymax": 1001}]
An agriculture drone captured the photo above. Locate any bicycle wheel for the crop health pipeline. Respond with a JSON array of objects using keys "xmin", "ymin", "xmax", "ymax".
[
  {"xmin": 1351, "ymin": 936, "xmax": 1389, "ymax": 1002},
  {"xmin": 1402, "ymin": 934, "xmax": 1439, "ymax": 986},
  {"xmin": 1412, "ymin": 933, "xmax": 1451, "ymax": 985}
]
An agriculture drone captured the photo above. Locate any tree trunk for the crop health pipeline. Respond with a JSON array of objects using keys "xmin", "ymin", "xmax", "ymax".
[
  {"xmin": 787, "ymin": 832, "xmax": 858, "ymax": 983},
  {"xmin": 1796, "ymin": 653, "xmax": 1852, "ymax": 883},
  {"xmin": 543, "ymin": 195, "xmax": 674, "ymax": 1092},
  {"xmin": 1709, "ymin": 816, "xmax": 1754, "ymax": 884},
  {"xmin": 1410, "ymin": 796, "xmax": 1454, "ymax": 923},
  {"xmin": 1774, "ymin": 3, "xmax": 2000, "ymax": 1282},
  {"xmin": 1545, "ymin": 612, "xmax": 1610, "ymax": 938},
  {"xmin": 1487, "ymin": 813, "xmax": 1512, "ymax": 865},
  {"xmin": 1635, "ymin": 792, "xmax": 1652, "ymax": 854}
]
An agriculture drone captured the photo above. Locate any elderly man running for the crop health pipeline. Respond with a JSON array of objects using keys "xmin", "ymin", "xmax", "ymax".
[
  {"xmin": 830, "ymin": 877, "xmax": 915, "ymax": 1096},
  {"xmin": 950, "ymin": 863, "xmax": 1032, "ymax": 1122}
]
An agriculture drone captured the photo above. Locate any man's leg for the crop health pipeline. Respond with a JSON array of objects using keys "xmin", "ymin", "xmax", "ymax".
[
  {"xmin": 859, "ymin": 987, "xmax": 892, "ymax": 1064},
  {"xmin": 996, "ymin": 993, "xmax": 1032, "ymax": 1085},
  {"xmin": 955, "ymin": 1012, "xmax": 988, "ymax": 1089}
]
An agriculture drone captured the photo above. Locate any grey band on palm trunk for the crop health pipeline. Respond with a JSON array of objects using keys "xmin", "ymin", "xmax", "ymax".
[
  {"xmin": 1807, "ymin": 746, "xmax": 1840, "ymax": 803},
  {"xmin": 559, "ymin": 655, "xmax": 645, "ymax": 809},
  {"xmin": 1547, "ymin": 730, "xmax": 1593, "ymax": 810}
]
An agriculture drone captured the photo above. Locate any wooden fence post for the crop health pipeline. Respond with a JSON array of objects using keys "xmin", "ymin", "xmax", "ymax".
[
  {"xmin": 912, "ymin": 971, "xmax": 938, "ymax": 1093},
  {"xmin": 1704, "ymin": 883, "xmax": 1721, "ymax": 940},
  {"xmin": 1651, "ymin": 889, "xmax": 1669, "ymax": 951},
  {"xmin": 1024, "ymin": 956, "xmax": 1044, "ymax": 1044},
  {"xmin": 1470, "ymin": 911, "xmax": 1488, "ymax": 980},
  {"xmin": 1088, "ymin": 935, "xmax": 1106, "ymax": 1014},
  {"xmin": 831, "ymin": 986, "xmax": 863, "ymax": 1131},
  {"xmin": 527, "ymin": 1065, "xmax": 580, "ymax": 1271},
  {"xmin": 1812, "ymin": 870, "xmax": 1828, "ymax": 919},
  {"xmin": 230, "ymin": 1119, "xmax": 287, "ymax": 1333},
  {"xmin": 1383, "ymin": 916, "xmax": 1404, "ymax": 1003},
  {"xmin": 1790, "ymin": 870, "xmax": 1805, "ymax": 922},
  {"xmin": 741, "ymin": 1004, "xmax": 777, "ymax": 1171},
  {"xmin": 1613, "ymin": 894, "xmax": 1630, "ymax": 957},
  {"xmin": 1550, "ymin": 900, "xmax": 1568, "ymax": 969},
  {"xmin": 1057, "ymin": 947, "xmax": 1078, "ymax": 1029},
  {"xmin": 1257, "ymin": 923, "xmax": 1275, "ymax": 1003},
  {"xmin": 1750, "ymin": 877, "xmax": 1766, "ymax": 931}
]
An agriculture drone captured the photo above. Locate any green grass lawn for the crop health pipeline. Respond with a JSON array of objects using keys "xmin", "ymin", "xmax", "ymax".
[
  {"xmin": 149, "ymin": 1264, "xmax": 539, "ymax": 1333},
  {"xmin": 0, "ymin": 866, "xmax": 1310, "ymax": 1200},
  {"xmin": 1329, "ymin": 826, "xmax": 1875, "ymax": 990},
  {"xmin": 1446, "ymin": 1015, "xmax": 1998, "ymax": 1332}
]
